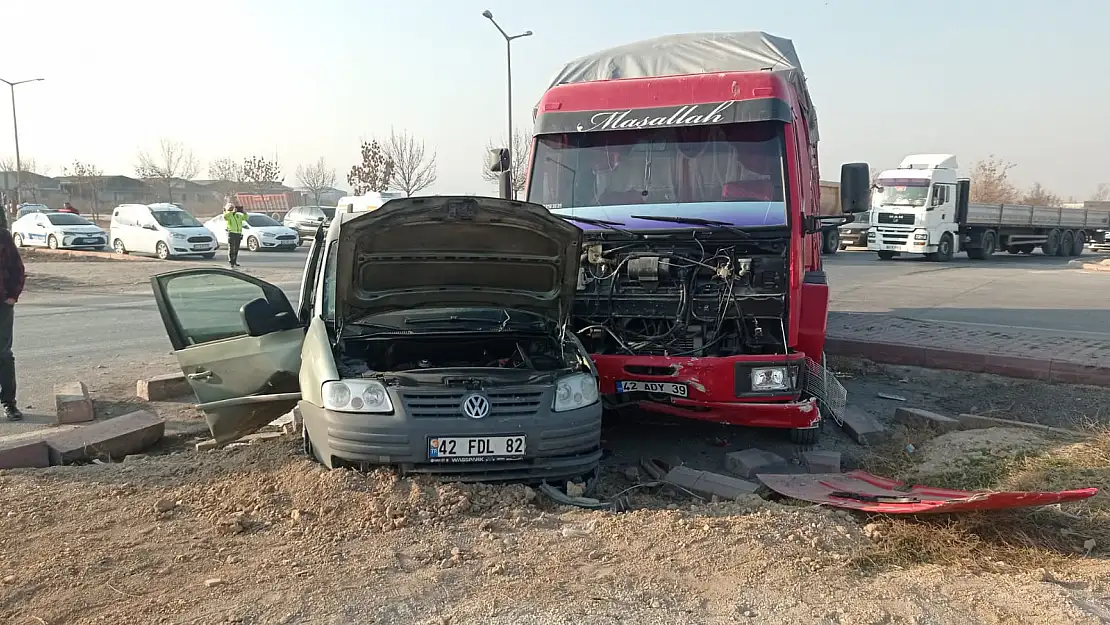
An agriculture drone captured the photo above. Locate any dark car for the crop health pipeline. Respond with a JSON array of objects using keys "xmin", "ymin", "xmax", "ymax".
[
  {"xmin": 838, "ymin": 209, "xmax": 873, "ymax": 250},
  {"xmin": 282, "ymin": 205, "xmax": 336, "ymax": 244}
]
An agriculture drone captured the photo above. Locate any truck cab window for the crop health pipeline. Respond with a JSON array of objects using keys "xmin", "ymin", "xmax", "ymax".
[{"xmin": 529, "ymin": 122, "xmax": 786, "ymax": 210}]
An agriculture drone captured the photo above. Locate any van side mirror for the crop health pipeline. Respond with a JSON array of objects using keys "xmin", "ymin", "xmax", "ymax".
[
  {"xmin": 840, "ymin": 163, "xmax": 871, "ymax": 214},
  {"xmin": 240, "ymin": 297, "xmax": 299, "ymax": 336},
  {"xmin": 487, "ymin": 148, "xmax": 510, "ymax": 173}
]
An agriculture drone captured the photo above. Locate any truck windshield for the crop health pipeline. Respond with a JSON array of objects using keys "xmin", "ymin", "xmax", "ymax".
[
  {"xmin": 528, "ymin": 122, "xmax": 785, "ymax": 209},
  {"xmin": 874, "ymin": 178, "xmax": 930, "ymax": 207}
]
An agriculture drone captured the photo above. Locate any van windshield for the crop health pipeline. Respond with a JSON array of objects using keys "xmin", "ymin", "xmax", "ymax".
[
  {"xmin": 152, "ymin": 210, "xmax": 202, "ymax": 228},
  {"xmin": 528, "ymin": 121, "xmax": 786, "ymax": 209}
]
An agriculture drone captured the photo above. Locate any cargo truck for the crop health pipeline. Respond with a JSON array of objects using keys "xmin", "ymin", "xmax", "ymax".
[
  {"xmin": 867, "ymin": 154, "xmax": 1110, "ymax": 261},
  {"xmin": 513, "ymin": 31, "xmax": 870, "ymax": 443}
]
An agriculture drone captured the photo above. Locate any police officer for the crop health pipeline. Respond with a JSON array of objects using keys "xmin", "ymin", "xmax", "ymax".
[{"xmin": 224, "ymin": 202, "xmax": 248, "ymax": 267}]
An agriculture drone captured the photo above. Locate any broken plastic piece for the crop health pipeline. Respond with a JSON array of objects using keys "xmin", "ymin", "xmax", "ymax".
[
  {"xmin": 758, "ymin": 470, "xmax": 1098, "ymax": 514},
  {"xmin": 877, "ymin": 392, "xmax": 907, "ymax": 402},
  {"xmin": 538, "ymin": 483, "xmax": 630, "ymax": 513}
]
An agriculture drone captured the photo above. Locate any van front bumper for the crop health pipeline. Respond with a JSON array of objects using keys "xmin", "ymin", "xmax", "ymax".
[{"xmin": 298, "ymin": 394, "xmax": 603, "ymax": 483}]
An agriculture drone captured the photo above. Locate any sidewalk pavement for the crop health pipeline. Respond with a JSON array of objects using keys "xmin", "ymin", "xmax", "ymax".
[{"xmin": 825, "ymin": 312, "xmax": 1110, "ymax": 386}]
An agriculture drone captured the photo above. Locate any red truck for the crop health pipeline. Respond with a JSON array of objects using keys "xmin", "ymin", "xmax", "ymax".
[
  {"xmin": 518, "ymin": 32, "xmax": 869, "ymax": 442},
  {"xmin": 233, "ymin": 192, "xmax": 302, "ymax": 218}
]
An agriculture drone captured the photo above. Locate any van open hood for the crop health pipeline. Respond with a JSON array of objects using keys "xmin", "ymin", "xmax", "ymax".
[{"xmin": 335, "ymin": 196, "xmax": 583, "ymax": 324}]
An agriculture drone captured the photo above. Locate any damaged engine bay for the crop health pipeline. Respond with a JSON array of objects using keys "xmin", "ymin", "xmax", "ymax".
[
  {"xmin": 573, "ymin": 233, "xmax": 790, "ymax": 357},
  {"xmin": 336, "ymin": 332, "xmax": 585, "ymax": 381}
]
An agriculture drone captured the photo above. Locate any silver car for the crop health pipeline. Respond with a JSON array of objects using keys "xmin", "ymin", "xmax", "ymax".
[{"xmin": 151, "ymin": 196, "xmax": 603, "ymax": 482}]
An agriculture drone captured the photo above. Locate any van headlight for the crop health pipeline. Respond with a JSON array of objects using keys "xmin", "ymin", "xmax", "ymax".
[
  {"xmin": 751, "ymin": 367, "xmax": 791, "ymax": 392},
  {"xmin": 322, "ymin": 380, "xmax": 393, "ymax": 413},
  {"xmin": 171, "ymin": 232, "xmax": 186, "ymax": 240},
  {"xmin": 553, "ymin": 373, "xmax": 599, "ymax": 412}
]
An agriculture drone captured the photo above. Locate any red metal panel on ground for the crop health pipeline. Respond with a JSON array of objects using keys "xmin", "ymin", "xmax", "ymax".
[{"xmin": 757, "ymin": 470, "xmax": 1097, "ymax": 514}]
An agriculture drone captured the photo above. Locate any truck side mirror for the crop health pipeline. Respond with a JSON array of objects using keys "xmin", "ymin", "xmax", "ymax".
[
  {"xmin": 840, "ymin": 163, "xmax": 871, "ymax": 214},
  {"xmin": 487, "ymin": 148, "xmax": 510, "ymax": 173}
]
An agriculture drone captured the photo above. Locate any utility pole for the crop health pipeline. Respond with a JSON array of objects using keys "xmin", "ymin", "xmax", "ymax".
[
  {"xmin": 1, "ymin": 77, "xmax": 45, "ymax": 208},
  {"xmin": 481, "ymin": 10, "xmax": 531, "ymax": 199}
]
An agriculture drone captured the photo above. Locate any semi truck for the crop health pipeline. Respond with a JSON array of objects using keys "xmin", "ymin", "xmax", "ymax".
[
  {"xmin": 867, "ymin": 154, "xmax": 1110, "ymax": 261},
  {"xmin": 818, "ymin": 181, "xmax": 848, "ymax": 254},
  {"xmin": 512, "ymin": 31, "xmax": 870, "ymax": 443}
]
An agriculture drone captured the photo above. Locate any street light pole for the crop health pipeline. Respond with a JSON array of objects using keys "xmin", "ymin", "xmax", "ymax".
[
  {"xmin": 482, "ymin": 10, "xmax": 531, "ymax": 199},
  {"xmin": 0, "ymin": 77, "xmax": 44, "ymax": 208}
]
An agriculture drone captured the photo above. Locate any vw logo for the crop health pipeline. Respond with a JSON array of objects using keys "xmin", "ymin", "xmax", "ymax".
[{"xmin": 460, "ymin": 393, "xmax": 491, "ymax": 419}]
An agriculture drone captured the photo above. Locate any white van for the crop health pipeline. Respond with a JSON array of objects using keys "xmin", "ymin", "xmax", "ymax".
[
  {"xmin": 334, "ymin": 191, "xmax": 407, "ymax": 214},
  {"xmin": 109, "ymin": 203, "xmax": 219, "ymax": 260}
]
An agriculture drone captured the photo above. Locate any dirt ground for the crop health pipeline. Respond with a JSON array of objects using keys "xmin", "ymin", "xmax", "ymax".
[
  {"xmin": 3, "ymin": 359, "xmax": 1110, "ymax": 624},
  {"xmin": 18, "ymin": 249, "xmax": 294, "ymax": 295}
]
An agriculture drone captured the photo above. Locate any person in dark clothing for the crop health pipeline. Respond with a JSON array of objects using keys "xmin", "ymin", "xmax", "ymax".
[{"xmin": 0, "ymin": 228, "xmax": 25, "ymax": 420}]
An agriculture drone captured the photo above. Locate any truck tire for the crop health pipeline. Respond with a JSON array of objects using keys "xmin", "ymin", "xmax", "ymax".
[
  {"xmin": 822, "ymin": 228, "xmax": 840, "ymax": 255},
  {"xmin": 926, "ymin": 233, "xmax": 954, "ymax": 262},
  {"xmin": 969, "ymin": 231, "xmax": 996, "ymax": 260},
  {"xmin": 1059, "ymin": 231, "xmax": 1074, "ymax": 257},
  {"xmin": 876, "ymin": 251, "xmax": 897, "ymax": 260},
  {"xmin": 1006, "ymin": 245, "xmax": 1020, "ymax": 254},
  {"xmin": 1042, "ymin": 229, "xmax": 1060, "ymax": 256},
  {"xmin": 1071, "ymin": 231, "xmax": 1086, "ymax": 256}
]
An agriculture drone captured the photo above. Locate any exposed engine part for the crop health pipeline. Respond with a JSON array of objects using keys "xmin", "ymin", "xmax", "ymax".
[
  {"xmin": 572, "ymin": 235, "xmax": 789, "ymax": 358},
  {"xmin": 337, "ymin": 334, "xmax": 567, "ymax": 376},
  {"xmin": 626, "ymin": 256, "xmax": 672, "ymax": 284}
]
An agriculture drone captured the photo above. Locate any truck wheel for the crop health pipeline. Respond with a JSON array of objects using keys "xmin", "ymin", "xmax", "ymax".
[
  {"xmin": 1059, "ymin": 231, "xmax": 1074, "ymax": 257},
  {"xmin": 927, "ymin": 233, "xmax": 954, "ymax": 262},
  {"xmin": 1006, "ymin": 245, "xmax": 1020, "ymax": 254},
  {"xmin": 981, "ymin": 231, "xmax": 997, "ymax": 257},
  {"xmin": 1071, "ymin": 231, "xmax": 1086, "ymax": 256},
  {"xmin": 1042, "ymin": 229, "xmax": 1060, "ymax": 256},
  {"xmin": 876, "ymin": 251, "xmax": 897, "ymax": 260},
  {"xmin": 822, "ymin": 229, "xmax": 840, "ymax": 255},
  {"xmin": 1020, "ymin": 244, "xmax": 1035, "ymax": 254},
  {"xmin": 789, "ymin": 426, "xmax": 821, "ymax": 445}
]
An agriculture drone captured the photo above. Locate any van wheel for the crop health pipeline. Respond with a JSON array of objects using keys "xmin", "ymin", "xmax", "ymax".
[
  {"xmin": 11, "ymin": 233, "xmax": 22, "ymax": 248},
  {"xmin": 47, "ymin": 235, "xmax": 59, "ymax": 249},
  {"xmin": 156, "ymin": 241, "xmax": 171, "ymax": 260},
  {"xmin": 113, "ymin": 239, "xmax": 128, "ymax": 254},
  {"xmin": 246, "ymin": 236, "xmax": 260, "ymax": 252}
]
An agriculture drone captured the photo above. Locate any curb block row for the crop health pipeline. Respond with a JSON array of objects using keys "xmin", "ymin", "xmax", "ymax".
[
  {"xmin": 27, "ymin": 247, "xmax": 158, "ymax": 262},
  {"xmin": 825, "ymin": 337, "xmax": 1110, "ymax": 387}
]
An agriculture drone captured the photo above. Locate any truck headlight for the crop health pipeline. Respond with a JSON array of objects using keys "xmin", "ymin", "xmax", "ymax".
[
  {"xmin": 914, "ymin": 233, "xmax": 928, "ymax": 241},
  {"xmin": 751, "ymin": 367, "xmax": 790, "ymax": 392},
  {"xmin": 553, "ymin": 373, "xmax": 599, "ymax": 412},
  {"xmin": 322, "ymin": 380, "xmax": 393, "ymax": 413}
]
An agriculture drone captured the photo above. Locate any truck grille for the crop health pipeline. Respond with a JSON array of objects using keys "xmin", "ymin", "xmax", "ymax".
[
  {"xmin": 188, "ymin": 236, "xmax": 213, "ymax": 243},
  {"xmin": 874, "ymin": 228, "xmax": 909, "ymax": 245},
  {"xmin": 400, "ymin": 389, "xmax": 546, "ymax": 418},
  {"xmin": 877, "ymin": 212, "xmax": 915, "ymax": 225}
]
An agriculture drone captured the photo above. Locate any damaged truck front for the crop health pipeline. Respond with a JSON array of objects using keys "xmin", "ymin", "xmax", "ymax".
[{"xmin": 519, "ymin": 32, "xmax": 870, "ymax": 442}]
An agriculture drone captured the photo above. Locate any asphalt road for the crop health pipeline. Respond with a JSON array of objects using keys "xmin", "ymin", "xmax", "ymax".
[{"xmin": 3, "ymin": 245, "xmax": 1108, "ymax": 434}]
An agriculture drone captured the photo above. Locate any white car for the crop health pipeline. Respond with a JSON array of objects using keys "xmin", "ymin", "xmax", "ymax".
[
  {"xmin": 11, "ymin": 211, "xmax": 108, "ymax": 250},
  {"xmin": 203, "ymin": 212, "xmax": 300, "ymax": 252}
]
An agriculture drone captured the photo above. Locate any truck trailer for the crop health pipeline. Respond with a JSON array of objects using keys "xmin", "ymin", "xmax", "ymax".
[
  {"xmin": 868, "ymin": 154, "xmax": 1110, "ymax": 261},
  {"xmin": 513, "ymin": 32, "xmax": 870, "ymax": 443}
]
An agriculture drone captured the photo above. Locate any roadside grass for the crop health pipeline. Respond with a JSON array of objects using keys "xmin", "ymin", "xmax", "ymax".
[{"xmin": 851, "ymin": 426, "xmax": 1110, "ymax": 573}]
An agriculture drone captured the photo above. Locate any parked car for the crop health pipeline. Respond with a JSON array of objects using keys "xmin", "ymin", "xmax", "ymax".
[
  {"xmin": 203, "ymin": 212, "xmax": 300, "ymax": 252},
  {"xmin": 838, "ymin": 209, "xmax": 873, "ymax": 249},
  {"xmin": 109, "ymin": 203, "xmax": 218, "ymax": 260},
  {"xmin": 150, "ymin": 196, "xmax": 603, "ymax": 482},
  {"xmin": 16, "ymin": 203, "xmax": 55, "ymax": 220},
  {"xmin": 11, "ymin": 211, "xmax": 107, "ymax": 250},
  {"xmin": 282, "ymin": 205, "xmax": 337, "ymax": 244}
]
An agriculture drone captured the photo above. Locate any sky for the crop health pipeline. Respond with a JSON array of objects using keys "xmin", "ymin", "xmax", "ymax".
[{"xmin": 3, "ymin": 0, "xmax": 1108, "ymax": 199}]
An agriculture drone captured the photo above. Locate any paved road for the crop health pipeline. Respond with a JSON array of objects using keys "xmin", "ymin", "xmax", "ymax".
[{"xmin": 4, "ymin": 246, "xmax": 1108, "ymax": 434}]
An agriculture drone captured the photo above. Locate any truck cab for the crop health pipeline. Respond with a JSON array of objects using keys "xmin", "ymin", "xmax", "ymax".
[{"xmin": 867, "ymin": 154, "xmax": 961, "ymax": 260}]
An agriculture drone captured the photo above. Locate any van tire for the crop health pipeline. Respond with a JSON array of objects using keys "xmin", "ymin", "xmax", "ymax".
[
  {"xmin": 47, "ymin": 235, "xmax": 59, "ymax": 249},
  {"xmin": 156, "ymin": 241, "xmax": 171, "ymax": 260},
  {"xmin": 12, "ymin": 234, "xmax": 22, "ymax": 248},
  {"xmin": 246, "ymin": 236, "xmax": 260, "ymax": 252},
  {"xmin": 113, "ymin": 239, "xmax": 128, "ymax": 254}
]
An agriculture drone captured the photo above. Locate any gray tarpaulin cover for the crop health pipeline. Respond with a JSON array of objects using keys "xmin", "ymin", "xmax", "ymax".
[{"xmin": 547, "ymin": 31, "xmax": 817, "ymax": 139}]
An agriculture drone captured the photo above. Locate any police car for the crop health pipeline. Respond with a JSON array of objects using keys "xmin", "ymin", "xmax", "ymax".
[{"xmin": 11, "ymin": 211, "xmax": 108, "ymax": 250}]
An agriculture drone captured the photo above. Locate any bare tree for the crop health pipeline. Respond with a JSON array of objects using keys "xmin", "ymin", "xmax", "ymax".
[
  {"xmin": 0, "ymin": 156, "xmax": 44, "ymax": 174},
  {"xmin": 240, "ymin": 155, "xmax": 284, "ymax": 195},
  {"xmin": 135, "ymin": 139, "xmax": 200, "ymax": 201},
  {"xmin": 0, "ymin": 156, "xmax": 48, "ymax": 202},
  {"xmin": 208, "ymin": 158, "xmax": 244, "ymax": 183},
  {"xmin": 1021, "ymin": 182, "xmax": 1062, "ymax": 207},
  {"xmin": 1092, "ymin": 183, "xmax": 1110, "ymax": 202},
  {"xmin": 296, "ymin": 158, "xmax": 337, "ymax": 205},
  {"xmin": 380, "ymin": 128, "xmax": 437, "ymax": 196},
  {"xmin": 347, "ymin": 140, "xmax": 394, "ymax": 195},
  {"xmin": 967, "ymin": 155, "xmax": 1019, "ymax": 204},
  {"xmin": 62, "ymin": 160, "xmax": 106, "ymax": 219},
  {"xmin": 480, "ymin": 129, "xmax": 530, "ymax": 199}
]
